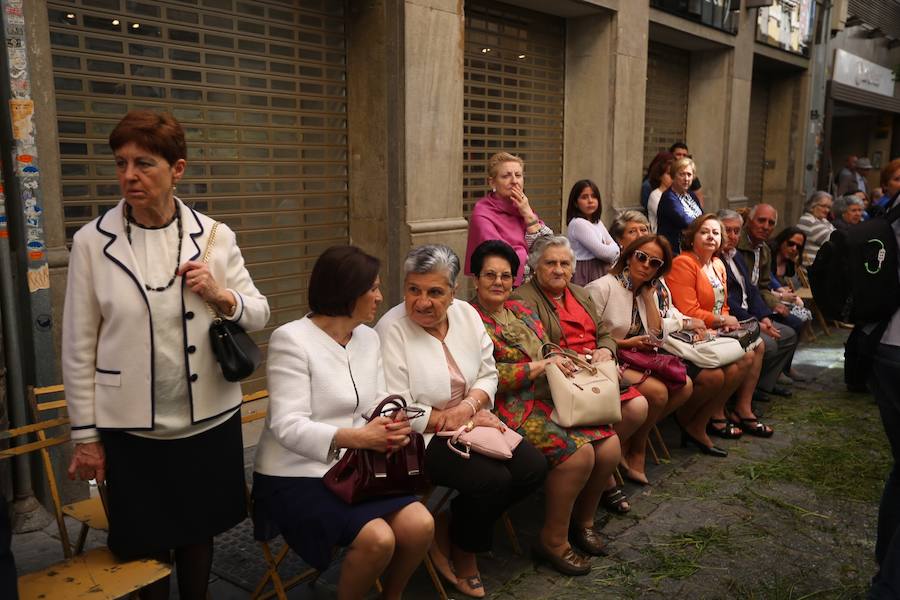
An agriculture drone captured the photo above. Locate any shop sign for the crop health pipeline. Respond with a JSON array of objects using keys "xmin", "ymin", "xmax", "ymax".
[{"xmin": 833, "ymin": 49, "xmax": 895, "ymax": 98}]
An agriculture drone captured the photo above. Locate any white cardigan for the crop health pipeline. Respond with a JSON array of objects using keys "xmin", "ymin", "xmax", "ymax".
[
  {"xmin": 62, "ymin": 199, "xmax": 270, "ymax": 442},
  {"xmin": 254, "ymin": 317, "xmax": 386, "ymax": 478},
  {"xmin": 586, "ymin": 275, "xmax": 685, "ymax": 341},
  {"xmin": 375, "ymin": 301, "xmax": 498, "ymax": 444}
]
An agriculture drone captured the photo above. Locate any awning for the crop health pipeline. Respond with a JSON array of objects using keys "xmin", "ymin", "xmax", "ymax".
[{"xmin": 829, "ymin": 81, "xmax": 900, "ymax": 114}]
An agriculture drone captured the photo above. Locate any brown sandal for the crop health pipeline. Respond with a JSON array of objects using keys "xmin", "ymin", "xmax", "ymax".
[{"xmin": 601, "ymin": 486, "xmax": 630, "ymax": 514}]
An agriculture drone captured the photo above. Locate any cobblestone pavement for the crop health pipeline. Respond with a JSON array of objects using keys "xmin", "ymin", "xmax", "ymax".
[{"xmin": 12, "ymin": 331, "xmax": 887, "ymax": 599}]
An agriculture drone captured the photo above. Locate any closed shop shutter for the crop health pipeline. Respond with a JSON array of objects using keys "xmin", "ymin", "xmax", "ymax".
[
  {"xmin": 745, "ymin": 79, "xmax": 770, "ymax": 205},
  {"xmin": 643, "ymin": 42, "xmax": 690, "ymax": 172},
  {"xmin": 463, "ymin": 1, "xmax": 565, "ymax": 233},
  {"xmin": 47, "ymin": 0, "xmax": 349, "ymax": 365}
]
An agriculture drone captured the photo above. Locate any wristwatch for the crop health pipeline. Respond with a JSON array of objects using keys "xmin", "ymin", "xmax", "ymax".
[{"xmin": 328, "ymin": 435, "xmax": 341, "ymax": 461}]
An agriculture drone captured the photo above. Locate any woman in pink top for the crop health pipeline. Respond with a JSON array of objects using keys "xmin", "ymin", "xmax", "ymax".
[{"xmin": 465, "ymin": 152, "xmax": 552, "ymax": 286}]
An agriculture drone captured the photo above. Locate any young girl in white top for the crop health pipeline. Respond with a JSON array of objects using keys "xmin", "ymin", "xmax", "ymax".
[{"xmin": 565, "ymin": 179, "xmax": 619, "ymax": 285}]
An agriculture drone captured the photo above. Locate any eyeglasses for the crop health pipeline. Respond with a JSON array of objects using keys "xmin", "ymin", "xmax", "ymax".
[
  {"xmin": 755, "ymin": 218, "xmax": 777, "ymax": 226},
  {"xmin": 633, "ymin": 250, "xmax": 664, "ymax": 269},
  {"xmin": 785, "ymin": 240, "xmax": 802, "ymax": 249},
  {"xmin": 370, "ymin": 405, "xmax": 426, "ymax": 422},
  {"xmin": 480, "ymin": 271, "xmax": 513, "ymax": 283}
]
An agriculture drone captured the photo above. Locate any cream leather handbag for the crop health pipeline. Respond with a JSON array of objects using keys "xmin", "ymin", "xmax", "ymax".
[{"xmin": 542, "ymin": 343, "xmax": 622, "ymax": 427}]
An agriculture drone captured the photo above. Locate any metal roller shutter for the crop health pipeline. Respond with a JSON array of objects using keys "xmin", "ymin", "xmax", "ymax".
[
  {"xmin": 463, "ymin": 1, "xmax": 565, "ymax": 233},
  {"xmin": 745, "ymin": 79, "xmax": 770, "ymax": 205},
  {"xmin": 47, "ymin": 0, "xmax": 349, "ymax": 370},
  {"xmin": 643, "ymin": 42, "xmax": 690, "ymax": 172}
]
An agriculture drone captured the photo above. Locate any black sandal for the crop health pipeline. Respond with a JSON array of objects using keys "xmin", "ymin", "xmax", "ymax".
[
  {"xmin": 730, "ymin": 412, "xmax": 774, "ymax": 438},
  {"xmin": 601, "ymin": 486, "xmax": 630, "ymax": 514},
  {"xmin": 706, "ymin": 418, "xmax": 743, "ymax": 439}
]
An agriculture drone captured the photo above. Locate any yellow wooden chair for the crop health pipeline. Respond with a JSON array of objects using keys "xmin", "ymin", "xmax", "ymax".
[
  {"xmin": 6, "ymin": 390, "xmax": 171, "ymax": 599},
  {"xmin": 27, "ymin": 384, "xmax": 107, "ymax": 556}
]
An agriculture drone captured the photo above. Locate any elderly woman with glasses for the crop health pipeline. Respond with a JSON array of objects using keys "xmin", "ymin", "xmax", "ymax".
[
  {"xmin": 833, "ymin": 194, "xmax": 866, "ymax": 231},
  {"xmin": 468, "ymin": 239, "xmax": 621, "ymax": 576},
  {"xmin": 796, "ymin": 191, "xmax": 835, "ymax": 266},
  {"xmin": 376, "ymin": 245, "xmax": 546, "ymax": 598},
  {"xmin": 513, "ymin": 237, "xmax": 647, "ymax": 514},
  {"xmin": 586, "ymin": 236, "xmax": 694, "ymax": 484}
]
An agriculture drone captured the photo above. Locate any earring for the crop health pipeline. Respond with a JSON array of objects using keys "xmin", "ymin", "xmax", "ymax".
[{"xmin": 492, "ymin": 187, "xmax": 496, "ymax": 193}]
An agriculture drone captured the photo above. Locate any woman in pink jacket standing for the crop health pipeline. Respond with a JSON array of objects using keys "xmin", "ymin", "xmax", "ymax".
[{"xmin": 465, "ymin": 152, "xmax": 552, "ymax": 286}]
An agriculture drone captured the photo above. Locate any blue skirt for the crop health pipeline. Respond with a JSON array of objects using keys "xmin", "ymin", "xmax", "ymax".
[{"xmin": 252, "ymin": 473, "xmax": 416, "ymax": 571}]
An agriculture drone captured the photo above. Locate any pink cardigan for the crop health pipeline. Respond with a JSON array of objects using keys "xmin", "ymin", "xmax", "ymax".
[{"xmin": 465, "ymin": 193, "xmax": 539, "ymax": 286}]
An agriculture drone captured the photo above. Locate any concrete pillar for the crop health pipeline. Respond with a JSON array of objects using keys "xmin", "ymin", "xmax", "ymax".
[
  {"xmin": 685, "ymin": 5, "xmax": 756, "ymax": 212},
  {"xmin": 23, "ymin": 0, "xmax": 66, "ymax": 377},
  {"xmin": 564, "ymin": 2, "xmax": 648, "ymax": 224},
  {"xmin": 347, "ymin": 0, "xmax": 406, "ymax": 306},
  {"xmin": 403, "ymin": 0, "xmax": 467, "ymax": 264}
]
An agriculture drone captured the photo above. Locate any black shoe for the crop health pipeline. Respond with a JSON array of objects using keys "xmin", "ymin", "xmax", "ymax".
[
  {"xmin": 769, "ymin": 385, "xmax": 793, "ymax": 397},
  {"xmin": 752, "ymin": 390, "xmax": 772, "ymax": 402},
  {"xmin": 676, "ymin": 417, "xmax": 728, "ymax": 457}
]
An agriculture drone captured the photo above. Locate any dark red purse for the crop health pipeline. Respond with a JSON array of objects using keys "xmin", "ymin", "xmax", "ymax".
[
  {"xmin": 323, "ymin": 395, "xmax": 428, "ymax": 504},
  {"xmin": 617, "ymin": 348, "xmax": 688, "ymax": 392}
]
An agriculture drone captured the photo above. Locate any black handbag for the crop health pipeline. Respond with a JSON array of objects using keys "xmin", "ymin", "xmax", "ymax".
[
  {"xmin": 202, "ymin": 222, "xmax": 262, "ymax": 381},
  {"xmin": 718, "ymin": 318, "xmax": 761, "ymax": 349}
]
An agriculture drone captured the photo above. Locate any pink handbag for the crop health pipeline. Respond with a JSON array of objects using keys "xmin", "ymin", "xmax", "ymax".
[{"xmin": 436, "ymin": 425, "xmax": 523, "ymax": 460}]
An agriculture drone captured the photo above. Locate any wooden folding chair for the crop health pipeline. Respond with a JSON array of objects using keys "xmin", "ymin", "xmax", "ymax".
[
  {"xmin": 27, "ymin": 384, "xmax": 108, "ymax": 556},
  {"xmin": 241, "ymin": 391, "xmax": 320, "ymax": 600},
  {"xmin": 6, "ymin": 392, "xmax": 171, "ymax": 599}
]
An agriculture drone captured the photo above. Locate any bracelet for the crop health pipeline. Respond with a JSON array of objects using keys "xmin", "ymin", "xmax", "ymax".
[
  {"xmin": 525, "ymin": 218, "xmax": 540, "ymax": 228},
  {"xmin": 463, "ymin": 397, "xmax": 478, "ymax": 416}
]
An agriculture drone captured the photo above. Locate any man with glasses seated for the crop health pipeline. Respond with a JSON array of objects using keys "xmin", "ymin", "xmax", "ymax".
[{"xmin": 722, "ymin": 209, "xmax": 798, "ymax": 403}]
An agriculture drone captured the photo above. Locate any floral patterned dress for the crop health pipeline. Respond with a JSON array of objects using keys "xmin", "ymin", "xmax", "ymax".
[{"xmin": 471, "ymin": 299, "xmax": 616, "ymax": 467}]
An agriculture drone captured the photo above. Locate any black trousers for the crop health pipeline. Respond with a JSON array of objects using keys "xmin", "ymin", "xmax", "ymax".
[
  {"xmin": 869, "ymin": 344, "xmax": 900, "ymax": 599},
  {"xmin": 425, "ymin": 435, "xmax": 547, "ymax": 553}
]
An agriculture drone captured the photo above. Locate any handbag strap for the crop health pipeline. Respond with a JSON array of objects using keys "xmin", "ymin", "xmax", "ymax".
[
  {"xmin": 540, "ymin": 343, "xmax": 596, "ymax": 374},
  {"xmin": 201, "ymin": 222, "xmax": 221, "ymax": 321}
]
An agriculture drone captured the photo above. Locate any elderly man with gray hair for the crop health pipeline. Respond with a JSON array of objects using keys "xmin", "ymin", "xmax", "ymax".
[{"xmin": 719, "ymin": 209, "xmax": 799, "ymax": 401}]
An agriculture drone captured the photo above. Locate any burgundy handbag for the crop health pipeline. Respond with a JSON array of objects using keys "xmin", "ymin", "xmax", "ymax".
[
  {"xmin": 617, "ymin": 348, "xmax": 688, "ymax": 392},
  {"xmin": 323, "ymin": 395, "xmax": 428, "ymax": 504}
]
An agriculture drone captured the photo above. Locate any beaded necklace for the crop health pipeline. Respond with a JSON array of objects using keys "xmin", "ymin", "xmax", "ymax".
[{"xmin": 125, "ymin": 202, "xmax": 182, "ymax": 293}]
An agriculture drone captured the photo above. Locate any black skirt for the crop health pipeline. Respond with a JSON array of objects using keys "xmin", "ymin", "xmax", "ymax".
[
  {"xmin": 252, "ymin": 472, "xmax": 416, "ymax": 571},
  {"xmin": 101, "ymin": 411, "xmax": 246, "ymax": 560}
]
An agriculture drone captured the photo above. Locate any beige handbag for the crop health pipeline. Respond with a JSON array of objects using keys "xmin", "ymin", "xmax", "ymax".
[{"xmin": 542, "ymin": 343, "xmax": 622, "ymax": 427}]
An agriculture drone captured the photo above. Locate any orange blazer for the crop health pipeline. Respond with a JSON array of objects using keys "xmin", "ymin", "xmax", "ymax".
[{"xmin": 665, "ymin": 252, "xmax": 729, "ymax": 327}]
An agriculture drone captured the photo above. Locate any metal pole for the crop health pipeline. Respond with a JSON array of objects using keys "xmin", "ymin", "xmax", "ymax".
[{"xmin": 0, "ymin": 165, "xmax": 32, "ymax": 501}]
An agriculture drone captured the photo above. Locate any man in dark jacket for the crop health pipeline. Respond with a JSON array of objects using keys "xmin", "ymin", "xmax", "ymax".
[{"xmin": 718, "ymin": 210, "xmax": 797, "ymax": 400}]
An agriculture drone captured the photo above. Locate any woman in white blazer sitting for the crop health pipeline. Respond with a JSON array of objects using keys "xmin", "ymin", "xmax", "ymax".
[
  {"xmin": 376, "ymin": 245, "xmax": 546, "ymax": 599},
  {"xmin": 62, "ymin": 110, "xmax": 270, "ymax": 598},
  {"xmin": 253, "ymin": 246, "xmax": 433, "ymax": 599}
]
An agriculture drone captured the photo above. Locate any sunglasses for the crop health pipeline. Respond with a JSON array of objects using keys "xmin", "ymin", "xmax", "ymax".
[
  {"xmin": 633, "ymin": 250, "xmax": 664, "ymax": 269},
  {"xmin": 785, "ymin": 240, "xmax": 802, "ymax": 249}
]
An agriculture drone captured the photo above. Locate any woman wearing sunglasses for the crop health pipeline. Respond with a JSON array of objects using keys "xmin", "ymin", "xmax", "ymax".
[
  {"xmin": 253, "ymin": 245, "xmax": 434, "ymax": 600},
  {"xmin": 587, "ymin": 236, "xmax": 695, "ymax": 484},
  {"xmin": 768, "ymin": 226, "xmax": 812, "ymax": 381}
]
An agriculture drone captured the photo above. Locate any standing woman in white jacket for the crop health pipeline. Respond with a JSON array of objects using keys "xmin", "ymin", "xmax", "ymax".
[
  {"xmin": 63, "ymin": 110, "xmax": 270, "ymax": 599},
  {"xmin": 253, "ymin": 246, "xmax": 433, "ymax": 600}
]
